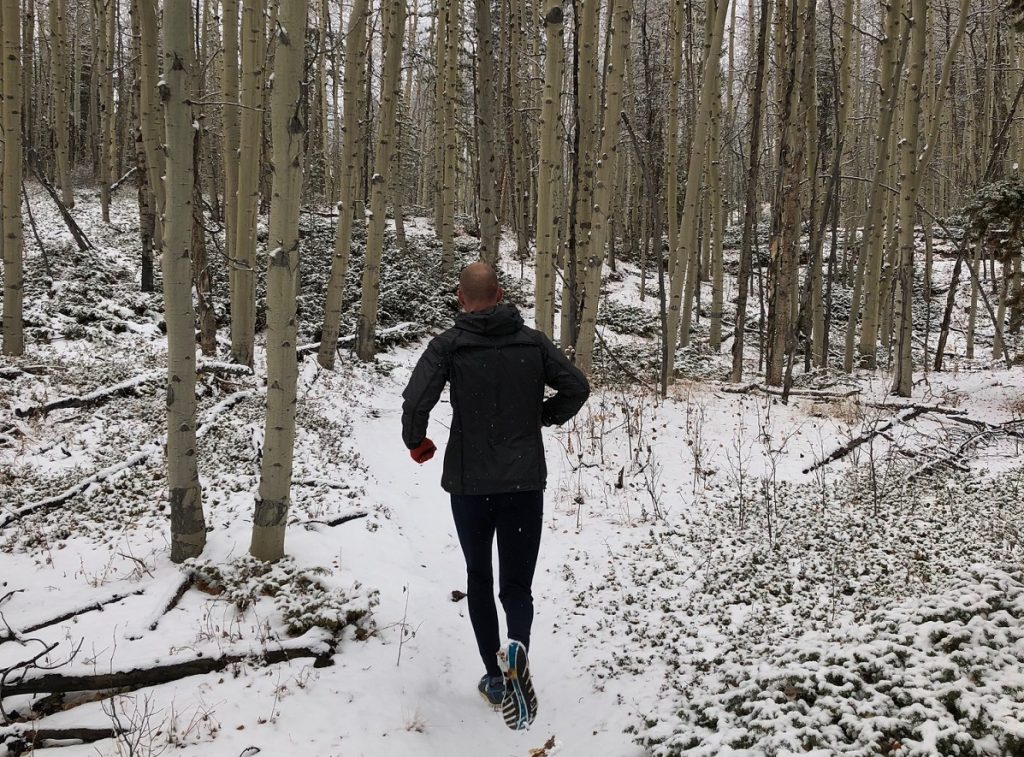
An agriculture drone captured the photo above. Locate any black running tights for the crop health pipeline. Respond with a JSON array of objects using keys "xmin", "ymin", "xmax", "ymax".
[{"xmin": 450, "ymin": 491, "xmax": 543, "ymax": 677}]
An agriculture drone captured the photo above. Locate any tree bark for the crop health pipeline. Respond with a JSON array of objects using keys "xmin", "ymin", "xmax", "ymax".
[
  {"xmin": 354, "ymin": 0, "xmax": 407, "ymax": 363},
  {"xmin": 250, "ymin": 0, "xmax": 308, "ymax": 562},
  {"xmin": 162, "ymin": 0, "xmax": 206, "ymax": 563},
  {"xmin": 231, "ymin": 0, "xmax": 265, "ymax": 368},
  {"xmin": 317, "ymin": 0, "xmax": 369, "ymax": 369}
]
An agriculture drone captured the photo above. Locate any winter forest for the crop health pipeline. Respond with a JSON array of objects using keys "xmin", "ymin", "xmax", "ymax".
[{"xmin": 1, "ymin": 0, "xmax": 1024, "ymax": 751}]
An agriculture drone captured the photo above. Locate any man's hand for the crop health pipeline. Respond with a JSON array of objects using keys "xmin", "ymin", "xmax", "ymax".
[{"xmin": 410, "ymin": 438, "xmax": 437, "ymax": 464}]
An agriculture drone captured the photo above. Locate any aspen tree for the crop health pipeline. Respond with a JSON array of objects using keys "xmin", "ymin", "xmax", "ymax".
[
  {"xmin": 2, "ymin": 0, "xmax": 24, "ymax": 356},
  {"xmin": 318, "ymin": 0, "xmax": 369, "ymax": 370},
  {"xmin": 534, "ymin": 1, "xmax": 563, "ymax": 339},
  {"xmin": 223, "ymin": 0, "xmax": 240, "ymax": 321},
  {"xmin": 474, "ymin": 0, "xmax": 501, "ymax": 264},
  {"xmin": 569, "ymin": 0, "xmax": 600, "ymax": 347},
  {"xmin": 893, "ymin": 0, "xmax": 926, "ymax": 397},
  {"xmin": 766, "ymin": 0, "xmax": 806, "ymax": 387},
  {"xmin": 231, "ymin": 0, "xmax": 265, "ymax": 367},
  {"xmin": 708, "ymin": 52, "xmax": 725, "ymax": 351},
  {"xmin": 665, "ymin": 0, "xmax": 729, "ymax": 382},
  {"xmin": 857, "ymin": 0, "xmax": 905, "ymax": 369},
  {"xmin": 128, "ymin": 0, "xmax": 155, "ymax": 290},
  {"xmin": 162, "ymin": 0, "xmax": 206, "ymax": 562},
  {"xmin": 574, "ymin": 0, "xmax": 631, "ymax": 374},
  {"xmin": 354, "ymin": 0, "xmax": 407, "ymax": 362},
  {"xmin": 137, "ymin": 0, "xmax": 164, "ymax": 237},
  {"xmin": 440, "ymin": 0, "xmax": 458, "ymax": 270},
  {"xmin": 96, "ymin": 0, "xmax": 114, "ymax": 222},
  {"xmin": 730, "ymin": 0, "xmax": 770, "ymax": 382},
  {"xmin": 250, "ymin": 0, "xmax": 308, "ymax": 563},
  {"xmin": 50, "ymin": 0, "xmax": 73, "ymax": 207},
  {"xmin": 433, "ymin": 0, "xmax": 447, "ymax": 232},
  {"xmin": 665, "ymin": 0, "xmax": 682, "ymax": 281}
]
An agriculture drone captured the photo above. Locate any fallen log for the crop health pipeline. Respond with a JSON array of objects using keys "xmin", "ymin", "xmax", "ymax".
[
  {"xmin": 0, "ymin": 725, "xmax": 124, "ymax": 752},
  {"xmin": 2, "ymin": 629, "xmax": 336, "ymax": 697},
  {"xmin": 722, "ymin": 382, "xmax": 861, "ymax": 401},
  {"xmin": 14, "ymin": 370, "xmax": 164, "ymax": 419}
]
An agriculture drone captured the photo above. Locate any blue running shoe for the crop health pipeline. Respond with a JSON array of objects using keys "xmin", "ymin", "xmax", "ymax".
[
  {"xmin": 497, "ymin": 640, "xmax": 538, "ymax": 730},
  {"xmin": 478, "ymin": 674, "xmax": 505, "ymax": 707}
]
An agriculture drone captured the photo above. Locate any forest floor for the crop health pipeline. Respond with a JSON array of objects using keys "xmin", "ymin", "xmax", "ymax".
[{"xmin": 1, "ymin": 186, "xmax": 1024, "ymax": 756}]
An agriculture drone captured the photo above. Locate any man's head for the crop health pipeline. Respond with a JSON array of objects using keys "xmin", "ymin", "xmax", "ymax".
[{"xmin": 457, "ymin": 262, "xmax": 504, "ymax": 312}]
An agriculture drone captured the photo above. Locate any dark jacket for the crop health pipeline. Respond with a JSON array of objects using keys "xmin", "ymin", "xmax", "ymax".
[{"xmin": 401, "ymin": 303, "xmax": 590, "ymax": 495}]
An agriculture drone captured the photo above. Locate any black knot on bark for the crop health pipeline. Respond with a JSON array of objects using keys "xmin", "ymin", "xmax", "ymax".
[{"xmin": 544, "ymin": 5, "xmax": 563, "ymax": 24}]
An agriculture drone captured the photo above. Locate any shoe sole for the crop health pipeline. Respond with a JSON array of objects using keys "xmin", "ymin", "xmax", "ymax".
[{"xmin": 498, "ymin": 641, "xmax": 538, "ymax": 730}]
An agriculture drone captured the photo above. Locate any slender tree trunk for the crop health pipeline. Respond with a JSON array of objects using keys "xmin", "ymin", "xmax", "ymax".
[
  {"xmin": 730, "ymin": 0, "xmax": 770, "ymax": 382},
  {"xmin": 355, "ymin": 0, "xmax": 407, "ymax": 362},
  {"xmin": 137, "ymin": 0, "xmax": 164, "ymax": 243},
  {"xmin": 162, "ymin": 0, "xmax": 206, "ymax": 562},
  {"xmin": 440, "ymin": 0, "xmax": 458, "ymax": 271},
  {"xmin": 666, "ymin": 0, "xmax": 729, "ymax": 381},
  {"xmin": 893, "ymin": 0, "xmax": 926, "ymax": 397},
  {"xmin": 857, "ymin": 0, "xmax": 906, "ymax": 368},
  {"xmin": 318, "ymin": 0, "xmax": 369, "ymax": 369},
  {"xmin": 223, "ymin": 0, "xmax": 240, "ymax": 331},
  {"xmin": 574, "ymin": 0, "xmax": 631, "ymax": 375},
  {"xmin": 534, "ymin": 2, "xmax": 564, "ymax": 338},
  {"xmin": 250, "ymin": 0, "xmax": 308, "ymax": 563},
  {"xmin": 2, "ymin": 0, "xmax": 24, "ymax": 355},
  {"xmin": 231, "ymin": 0, "xmax": 265, "ymax": 367},
  {"xmin": 474, "ymin": 0, "xmax": 501, "ymax": 264},
  {"xmin": 50, "ymin": 0, "xmax": 74, "ymax": 207}
]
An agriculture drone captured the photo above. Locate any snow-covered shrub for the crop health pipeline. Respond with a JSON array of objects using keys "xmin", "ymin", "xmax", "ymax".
[
  {"xmin": 188, "ymin": 556, "xmax": 377, "ymax": 639},
  {"xmin": 641, "ymin": 565, "xmax": 1024, "ymax": 756}
]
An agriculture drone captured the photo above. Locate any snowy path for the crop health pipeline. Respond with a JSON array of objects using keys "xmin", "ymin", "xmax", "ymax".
[{"xmin": 301, "ymin": 358, "xmax": 647, "ymax": 756}]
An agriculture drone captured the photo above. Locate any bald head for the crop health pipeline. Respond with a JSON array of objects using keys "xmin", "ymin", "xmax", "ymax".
[{"xmin": 457, "ymin": 262, "xmax": 503, "ymax": 312}]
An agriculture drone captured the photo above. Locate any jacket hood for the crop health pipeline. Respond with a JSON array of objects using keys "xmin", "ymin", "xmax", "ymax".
[{"xmin": 454, "ymin": 302, "xmax": 524, "ymax": 337}]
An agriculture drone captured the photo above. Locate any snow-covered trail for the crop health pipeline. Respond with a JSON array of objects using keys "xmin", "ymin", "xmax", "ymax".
[{"xmin": 306, "ymin": 352, "xmax": 647, "ymax": 756}]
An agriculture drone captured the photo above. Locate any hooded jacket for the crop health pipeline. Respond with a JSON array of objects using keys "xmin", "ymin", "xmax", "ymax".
[{"xmin": 401, "ymin": 303, "xmax": 590, "ymax": 495}]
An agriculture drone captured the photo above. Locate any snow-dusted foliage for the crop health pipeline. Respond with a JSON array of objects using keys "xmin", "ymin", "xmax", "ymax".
[
  {"xmin": 641, "ymin": 564, "xmax": 1024, "ymax": 756},
  {"xmin": 188, "ymin": 556, "xmax": 378, "ymax": 638},
  {"xmin": 572, "ymin": 464, "xmax": 1024, "ymax": 756}
]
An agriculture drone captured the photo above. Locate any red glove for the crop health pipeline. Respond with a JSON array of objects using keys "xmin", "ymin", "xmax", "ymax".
[{"xmin": 410, "ymin": 438, "xmax": 436, "ymax": 464}]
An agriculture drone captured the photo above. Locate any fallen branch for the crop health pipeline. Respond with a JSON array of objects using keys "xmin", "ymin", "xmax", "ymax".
[
  {"xmin": 723, "ymin": 382, "xmax": 861, "ymax": 401},
  {"xmin": 14, "ymin": 363, "xmax": 252, "ymax": 420},
  {"xmin": 292, "ymin": 477, "xmax": 353, "ymax": 491},
  {"xmin": 907, "ymin": 429, "xmax": 996, "ymax": 482},
  {"xmin": 14, "ymin": 370, "xmax": 164, "ymax": 419},
  {"xmin": 109, "ymin": 166, "xmax": 139, "ymax": 194},
  {"xmin": 0, "ymin": 590, "xmax": 145, "ymax": 645},
  {"xmin": 803, "ymin": 406, "xmax": 931, "ymax": 474},
  {"xmin": 0, "ymin": 389, "xmax": 258, "ymax": 530},
  {"xmin": 26, "ymin": 150, "xmax": 93, "ymax": 252},
  {"xmin": 302, "ymin": 510, "xmax": 368, "ymax": 529},
  {"xmin": 125, "ymin": 572, "xmax": 195, "ymax": 640},
  {"xmin": 0, "ymin": 366, "xmax": 52, "ymax": 380},
  {"xmin": 2, "ymin": 629, "xmax": 336, "ymax": 697}
]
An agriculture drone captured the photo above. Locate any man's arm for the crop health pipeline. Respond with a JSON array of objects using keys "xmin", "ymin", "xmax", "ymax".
[
  {"xmin": 538, "ymin": 333, "xmax": 590, "ymax": 426},
  {"xmin": 401, "ymin": 336, "xmax": 451, "ymax": 448}
]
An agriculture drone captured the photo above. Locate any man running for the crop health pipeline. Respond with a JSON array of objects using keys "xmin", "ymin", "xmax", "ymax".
[{"xmin": 401, "ymin": 262, "xmax": 590, "ymax": 729}]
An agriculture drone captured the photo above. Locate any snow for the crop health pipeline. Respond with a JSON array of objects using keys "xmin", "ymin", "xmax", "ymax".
[{"xmin": 1, "ymin": 186, "xmax": 1023, "ymax": 755}]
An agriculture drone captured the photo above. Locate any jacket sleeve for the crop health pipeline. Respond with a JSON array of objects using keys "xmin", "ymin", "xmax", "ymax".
[
  {"xmin": 401, "ymin": 336, "xmax": 451, "ymax": 448},
  {"xmin": 538, "ymin": 333, "xmax": 590, "ymax": 426}
]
